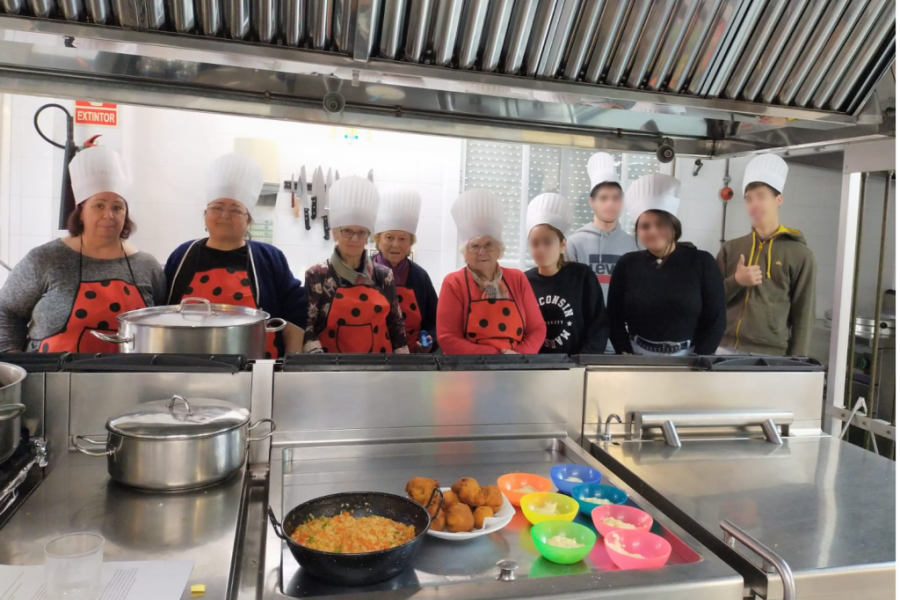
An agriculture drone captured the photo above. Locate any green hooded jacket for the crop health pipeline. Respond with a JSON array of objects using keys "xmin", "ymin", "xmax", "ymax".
[{"xmin": 716, "ymin": 225, "xmax": 817, "ymax": 356}]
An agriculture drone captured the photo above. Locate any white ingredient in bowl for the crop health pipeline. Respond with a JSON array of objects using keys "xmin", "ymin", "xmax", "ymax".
[
  {"xmin": 515, "ymin": 485, "xmax": 539, "ymax": 494},
  {"xmin": 547, "ymin": 534, "xmax": 584, "ymax": 549},
  {"xmin": 602, "ymin": 517, "xmax": 636, "ymax": 529},
  {"xmin": 532, "ymin": 501, "xmax": 559, "ymax": 515},
  {"xmin": 607, "ymin": 534, "xmax": 645, "ymax": 559},
  {"xmin": 564, "ymin": 476, "xmax": 583, "ymax": 483},
  {"xmin": 583, "ymin": 497, "xmax": 613, "ymax": 505}
]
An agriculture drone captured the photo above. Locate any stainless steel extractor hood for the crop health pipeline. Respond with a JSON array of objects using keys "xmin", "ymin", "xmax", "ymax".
[{"xmin": 0, "ymin": 0, "xmax": 894, "ymax": 157}]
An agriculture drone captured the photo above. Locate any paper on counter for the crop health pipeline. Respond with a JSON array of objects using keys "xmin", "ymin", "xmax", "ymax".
[{"xmin": 0, "ymin": 560, "xmax": 194, "ymax": 600}]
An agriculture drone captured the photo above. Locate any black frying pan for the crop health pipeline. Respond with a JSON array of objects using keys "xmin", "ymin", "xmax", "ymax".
[{"xmin": 268, "ymin": 489, "xmax": 441, "ymax": 586}]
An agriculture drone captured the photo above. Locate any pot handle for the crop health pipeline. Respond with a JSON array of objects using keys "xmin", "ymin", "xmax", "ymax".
[
  {"xmin": 249, "ymin": 418, "xmax": 276, "ymax": 441},
  {"xmin": 267, "ymin": 505, "xmax": 288, "ymax": 541},
  {"xmin": 179, "ymin": 297, "xmax": 213, "ymax": 316},
  {"xmin": 266, "ymin": 318, "xmax": 287, "ymax": 333},
  {"xmin": 426, "ymin": 487, "xmax": 444, "ymax": 520},
  {"xmin": 72, "ymin": 435, "xmax": 113, "ymax": 457},
  {"xmin": 167, "ymin": 394, "xmax": 193, "ymax": 415},
  {"xmin": 0, "ymin": 403, "xmax": 26, "ymax": 423},
  {"xmin": 90, "ymin": 331, "xmax": 132, "ymax": 344}
]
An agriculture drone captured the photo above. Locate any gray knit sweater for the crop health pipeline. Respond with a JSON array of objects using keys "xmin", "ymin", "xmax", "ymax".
[{"xmin": 0, "ymin": 239, "xmax": 166, "ymax": 352}]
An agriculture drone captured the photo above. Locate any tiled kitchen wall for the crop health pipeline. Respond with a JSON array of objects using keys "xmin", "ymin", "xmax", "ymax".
[{"xmin": 0, "ymin": 93, "xmax": 894, "ymax": 320}]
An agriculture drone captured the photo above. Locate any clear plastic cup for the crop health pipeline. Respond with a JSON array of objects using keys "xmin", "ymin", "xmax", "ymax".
[{"xmin": 43, "ymin": 532, "xmax": 105, "ymax": 600}]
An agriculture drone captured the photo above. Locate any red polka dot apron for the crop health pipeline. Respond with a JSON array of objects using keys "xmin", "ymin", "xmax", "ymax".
[
  {"xmin": 463, "ymin": 269, "xmax": 525, "ymax": 352},
  {"xmin": 395, "ymin": 286, "xmax": 422, "ymax": 349},
  {"xmin": 318, "ymin": 286, "xmax": 393, "ymax": 354},
  {"xmin": 38, "ymin": 244, "xmax": 146, "ymax": 353},
  {"xmin": 171, "ymin": 240, "xmax": 279, "ymax": 359}
]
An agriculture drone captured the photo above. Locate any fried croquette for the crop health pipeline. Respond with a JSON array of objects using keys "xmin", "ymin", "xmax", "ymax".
[
  {"xmin": 442, "ymin": 489, "xmax": 460, "ymax": 507},
  {"xmin": 473, "ymin": 506, "xmax": 493, "ymax": 529},
  {"xmin": 445, "ymin": 503, "xmax": 475, "ymax": 533},
  {"xmin": 430, "ymin": 508, "xmax": 446, "ymax": 531},
  {"xmin": 451, "ymin": 477, "xmax": 485, "ymax": 507},
  {"xmin": 405, "ymin": 477, "xmax": 440, "ymax": 507},
  {"xmin": 482, "ymin": 485, "xmax": 503, "ymax": 512}
]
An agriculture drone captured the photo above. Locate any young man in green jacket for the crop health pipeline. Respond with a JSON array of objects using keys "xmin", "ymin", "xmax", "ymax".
[{"xmin": 717, "ymin": 154, "xmax": 817, "ymax": 356}]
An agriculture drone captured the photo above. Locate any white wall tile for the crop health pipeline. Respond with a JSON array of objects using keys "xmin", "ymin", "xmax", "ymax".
[{"xmin": 19, "ymin": 196, "xmax": 52, "ymax": 237}]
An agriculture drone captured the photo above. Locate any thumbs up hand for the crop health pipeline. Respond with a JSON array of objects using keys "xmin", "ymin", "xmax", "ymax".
[{"xmin": 734, "ymin": 254, "xmax": 763, "ymax": 287}]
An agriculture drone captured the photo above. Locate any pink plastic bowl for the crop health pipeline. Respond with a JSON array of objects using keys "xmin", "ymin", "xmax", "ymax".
[
  {"xmin": 591, "ymin": 504, "xmax": 653, "ymax": 538},
  {"xmin": 603, "ymin": 530, "xmax": 672, "ymax": 570}
]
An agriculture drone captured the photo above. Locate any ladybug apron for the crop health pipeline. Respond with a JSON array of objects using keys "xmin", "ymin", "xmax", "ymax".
[
  {"xmin": 168, "ymin": 239, "xmax": 278, "ymax": 359},
  {"xmin": 396, "ymin": 286, "xmax": 423, "ymax": 349},
  {"xmin": 463, "ymin": 269, "xmax": 525, "ymax": 352},
  {"xmin": 38, "ymin": 244, "xmax": 146, "ymax": 353},
  {"xmin": 318, "ymin": 286, "xmax": 393, "ymax": 353}
]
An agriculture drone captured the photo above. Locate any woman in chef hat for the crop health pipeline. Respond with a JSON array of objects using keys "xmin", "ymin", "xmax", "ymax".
[
  {"xmin": 607, "ymin": 173, "xmax": 726, "ymax": 356},
  {"xmin": 303, "ymin": 176, "xmax": 409, "ymax": 354},
  {"xmin": 165, "ymin": 153, "xmax": 307, "ymax": 357},
  {"xmin": 0, "ymin": 145, "xmax": 166, "ymax": 353},
  {"xmin": 436, "ymin": 189, "xmax": 545, "ymax": 355},
  {"xmin": 373, "ymin": 186, "xmax": 438, "ymax": 352},
  {"xmin": 525, "ymin": 193, "xmax": 608, "ymax": 355}
]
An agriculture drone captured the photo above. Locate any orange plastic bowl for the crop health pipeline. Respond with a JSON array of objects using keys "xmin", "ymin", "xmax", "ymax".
[{"xmin": 497, "ymin": 473, "xmax": 553, "ymax": 507}]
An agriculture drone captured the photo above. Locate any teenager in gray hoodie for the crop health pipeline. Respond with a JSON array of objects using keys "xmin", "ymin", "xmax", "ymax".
[{"xmin": 565, "ymin": 152, "xmax": 635, "ymax": 299}]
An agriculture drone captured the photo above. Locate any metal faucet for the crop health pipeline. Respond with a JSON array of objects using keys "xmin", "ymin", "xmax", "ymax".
[{"xmin": 600, "ymin": 414, "xmax": 623, "ymax": 442}]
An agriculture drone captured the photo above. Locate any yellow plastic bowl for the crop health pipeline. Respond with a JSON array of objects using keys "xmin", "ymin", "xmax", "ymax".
[{"xmin": 520, "ymin": 492, "xmax": 579, "ymax": 525}]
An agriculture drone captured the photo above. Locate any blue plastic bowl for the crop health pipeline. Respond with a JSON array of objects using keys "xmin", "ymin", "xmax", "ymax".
[
  {"xmin": 571, "ymin": 483, "xmax": 628, "ymax": 516},
  {"xmin": 550, "ymin": 464, "xmax": 602, "ymax": 496}
]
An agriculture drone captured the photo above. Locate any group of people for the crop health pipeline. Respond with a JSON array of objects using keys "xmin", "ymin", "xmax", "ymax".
[{"xmin": 0, "ymin": 145, "xmax": 815, "ymax": 359}]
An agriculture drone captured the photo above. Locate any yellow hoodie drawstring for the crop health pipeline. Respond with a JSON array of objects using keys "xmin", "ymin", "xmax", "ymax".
[
  {"xmin": 766, "ymin": 238, "xmax": 773, "ymax": 279},
  {"xmin": 748, "ymin": 231, "xmax": 757, "ymax": 266}
]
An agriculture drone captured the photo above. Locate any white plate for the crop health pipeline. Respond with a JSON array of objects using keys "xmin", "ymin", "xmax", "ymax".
[{"xmin": 427, "ymin": 488, "xmax": 516, "ymax": 541}]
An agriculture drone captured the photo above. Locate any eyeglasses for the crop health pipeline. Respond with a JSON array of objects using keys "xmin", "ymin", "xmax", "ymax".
[
  {"xmin": 207, "ymin": 206, "xmax": 248, "ymax": 218},
  {"xmin": 468, "ymin": 242, "xmax": 498, "ymax": 254},
  {"xmin": 339, "ymin": 228, "xmax": 370, "ymax": 241}
]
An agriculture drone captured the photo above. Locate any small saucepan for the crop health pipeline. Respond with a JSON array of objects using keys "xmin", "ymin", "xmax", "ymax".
[{"xmin": 268, "ymin": 489, "xmax": 441, "ymax": 586}]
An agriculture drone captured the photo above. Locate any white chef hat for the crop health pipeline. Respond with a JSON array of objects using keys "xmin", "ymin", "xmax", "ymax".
[
  {"xmin": 626, "ymin": 173, "xmax": 681, "ymax": 221},
  {"xmin": 451, "ymin": 189, "xmax": 503, "ymax": 243},
  {"xmin": 328, "ymin": 176, "xmax": 380, "ymax": 231},
  {"xmin": 526, "ymin": 192, "xmax": 574, "ymax": 235},
  {"xmin": 374, "ymin": 186, "xmax": 421, "ymax": 235},
  {"xmin": 206, "ymin": 153, "xmax": 264, "ymax": 208},
  {"xmin": 69, "ymin": 146, "xmax": 132, "ymax": 204},
  {"xmin": 743, "ymin": 154, "xmax": 788, "ymax": 195},
  {"xmin": 587, "ymin": 152, "xmax": 618, "ymax": 188}
]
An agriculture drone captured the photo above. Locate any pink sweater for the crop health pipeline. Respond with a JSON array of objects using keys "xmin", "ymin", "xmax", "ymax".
[{"xmin": 436, "ymin": 267, "xmax": 546, "ymax": 355}]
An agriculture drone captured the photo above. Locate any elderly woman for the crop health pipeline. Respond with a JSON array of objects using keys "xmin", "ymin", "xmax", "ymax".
[
  {"xmin": 607, "ymin": 174, "xmax": 726, "ymax": 356},
  {"xmin": 373, "ymin": 186, "xmax": 438, "ymax": 352},
  {"xmin": 436, "ymin": 189, "xmax": 545, "ymax": 355},
  {"xmin": 165, "ymin": 153, "xmax": 307, "ymax": 358},
  {"xmin": 0, "ymin": 146, "xmax": 165, "ymax": 353},
  {"xmin": 303, "ymin": 176, "xmax": 409, "ymax": 354}
]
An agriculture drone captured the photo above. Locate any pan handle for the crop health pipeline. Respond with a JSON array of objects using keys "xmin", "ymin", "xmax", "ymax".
[
  {"xmin": 90, "ymin": 331, "xmax": 132, "ymax": 344},
  {"xmin": 426, "ymin": 487, "xmax": 444, "ymax": 520},
  {"xmin": 72, "ymin": 435, "xmax": 113, "ymax": 457},
  {"xmin": 179, "ymin": 297, "xmax": 213, "ymax": 316},
  {"xmin": 266, "ymin": 318, "xmax": 287, "ymax": 333},
  {"xmin": 248, "ymin": 418, "xmax": 276, "ymax": 441},
  {"xmin": 267, "ymin": 505, "xmax": 288, "ymax": 541},
  {"xmin": 0, "ymin": 404, "xmax": 26, "ymax": 423}
]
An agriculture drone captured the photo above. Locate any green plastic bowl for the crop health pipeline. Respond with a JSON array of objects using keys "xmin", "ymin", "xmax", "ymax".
[{"xmin": 530, "ymin": 521, "xmax": 597, "ymax": 565}]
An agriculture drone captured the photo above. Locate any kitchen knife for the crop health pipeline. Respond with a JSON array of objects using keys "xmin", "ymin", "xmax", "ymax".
[
  {"xmin": 311, "ymin": 166, "xmax": 325, "ymax": 221},
  {"xmin": 323, "ymin": 168, "xmax": 334, "ymax": 241},
  {"xmin": 367, "ymin": 169, "xmax": 374, "ymax": 182},
  {"xmin": 299, "ymin": 167, "xmax": 310, "ymax": 229}
]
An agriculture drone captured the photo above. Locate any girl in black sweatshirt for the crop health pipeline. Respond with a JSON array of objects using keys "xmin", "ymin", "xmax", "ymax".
[
  {"xmin": 524, "ymin": 193, "xmax": 609, "ymax": 355},
  {"xmin": 607, "ymin": 174, "xmax": 726, "ymax": 356}
]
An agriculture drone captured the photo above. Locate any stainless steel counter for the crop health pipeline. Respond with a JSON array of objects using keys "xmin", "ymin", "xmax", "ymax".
[
  {"xmin": 261, "ymin": 436, "xmax": 744, "ymax": 600},
  {"xmin": 592, "ymin": 435, "xmax": 896, "ymax": 600},
  {"xmin": 0, "ymin": 452, "xmax": 248, "ymax": 600}
]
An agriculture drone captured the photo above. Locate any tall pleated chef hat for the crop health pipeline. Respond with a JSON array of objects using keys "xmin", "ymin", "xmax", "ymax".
[
  {"xmin": 206, "ymin": 153, "xmax": 264, "ymax": 208},
  {"xmin": 328, "ymin": 176, "xmax": 380, "ymax": 231},
  {"xmin": 526, "ymin": 192, "xmax": 574, "ymax": 235},
  {"xmin": 626, "ymin": 173, "xmax": 681, "ymax": 221},
  {"xmin": 374, "ymin": 186, "xmax": 421, "ymax": 235},
  {"xmin": 743, "ymin": 154, "xmax": 788, "ymax": 195},
  {"xmin": 69, "ymin": 146, "xmax": 132, "ymax": 204},
  {"xmin": 586, "ymin": 152, "xmax": 618, "ymax": 187},
  {"xmin": 451, "ymin": 189, "xmax": 503, "ymax": 243}
]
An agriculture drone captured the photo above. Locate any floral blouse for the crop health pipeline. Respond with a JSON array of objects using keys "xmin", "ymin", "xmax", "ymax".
[{"xmin": 302, "ymin": 258, "xmax": 408, "ymax": 353}]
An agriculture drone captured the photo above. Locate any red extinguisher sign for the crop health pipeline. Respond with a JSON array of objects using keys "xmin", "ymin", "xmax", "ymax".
[{"xmin": 74, "ymin": 101, "xmax": 118, "ymax": 126}]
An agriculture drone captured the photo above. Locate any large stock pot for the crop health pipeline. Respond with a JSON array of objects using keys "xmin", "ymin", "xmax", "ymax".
[
  {"xmin": 92, "ymin": 297, "xmax": 285, "ymax": 358},
  {"xmin": 73, "ymin": 395, "xmax": 275, "ymax": 491},
  {"xmin": 0, "ymin": 363, "xmax": 27, "ymax": 464}
]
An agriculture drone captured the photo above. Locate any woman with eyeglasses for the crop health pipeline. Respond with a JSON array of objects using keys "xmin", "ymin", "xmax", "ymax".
[
  {"xmin": 436, "ymin": 189, "xmax": 545, "ymax": 355},
  {"xmin": 165, "ymin": 153, "xmax": 307, "ymax": 357},
  {"xmin": 302, "ymin": 176, "xmax": 409, "ymax": 354},
  {"xmin": 607, "ymin": 174, "xmax": 726, "ymax": 356}
]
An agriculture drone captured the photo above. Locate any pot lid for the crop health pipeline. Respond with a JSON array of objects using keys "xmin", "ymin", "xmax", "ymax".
[
  {"xmin": 107, "ymin": 396, "xmax": 250, "ymax": 439},
  {"xmin": 118, "ymin": 298, "xmax": 269, "ymax": 328}
]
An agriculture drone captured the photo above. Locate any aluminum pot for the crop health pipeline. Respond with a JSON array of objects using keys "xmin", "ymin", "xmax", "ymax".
[
  {"xmin": 92, "ymin": 297, "xmax": 286, "ymax": 358},
  {"xmin": 0, "ymin": 363, "xmax": 27, "ymax": 465},
  {"xmin": 73, "ymin": 395, "xmax": 275, "ymax": 491}
]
